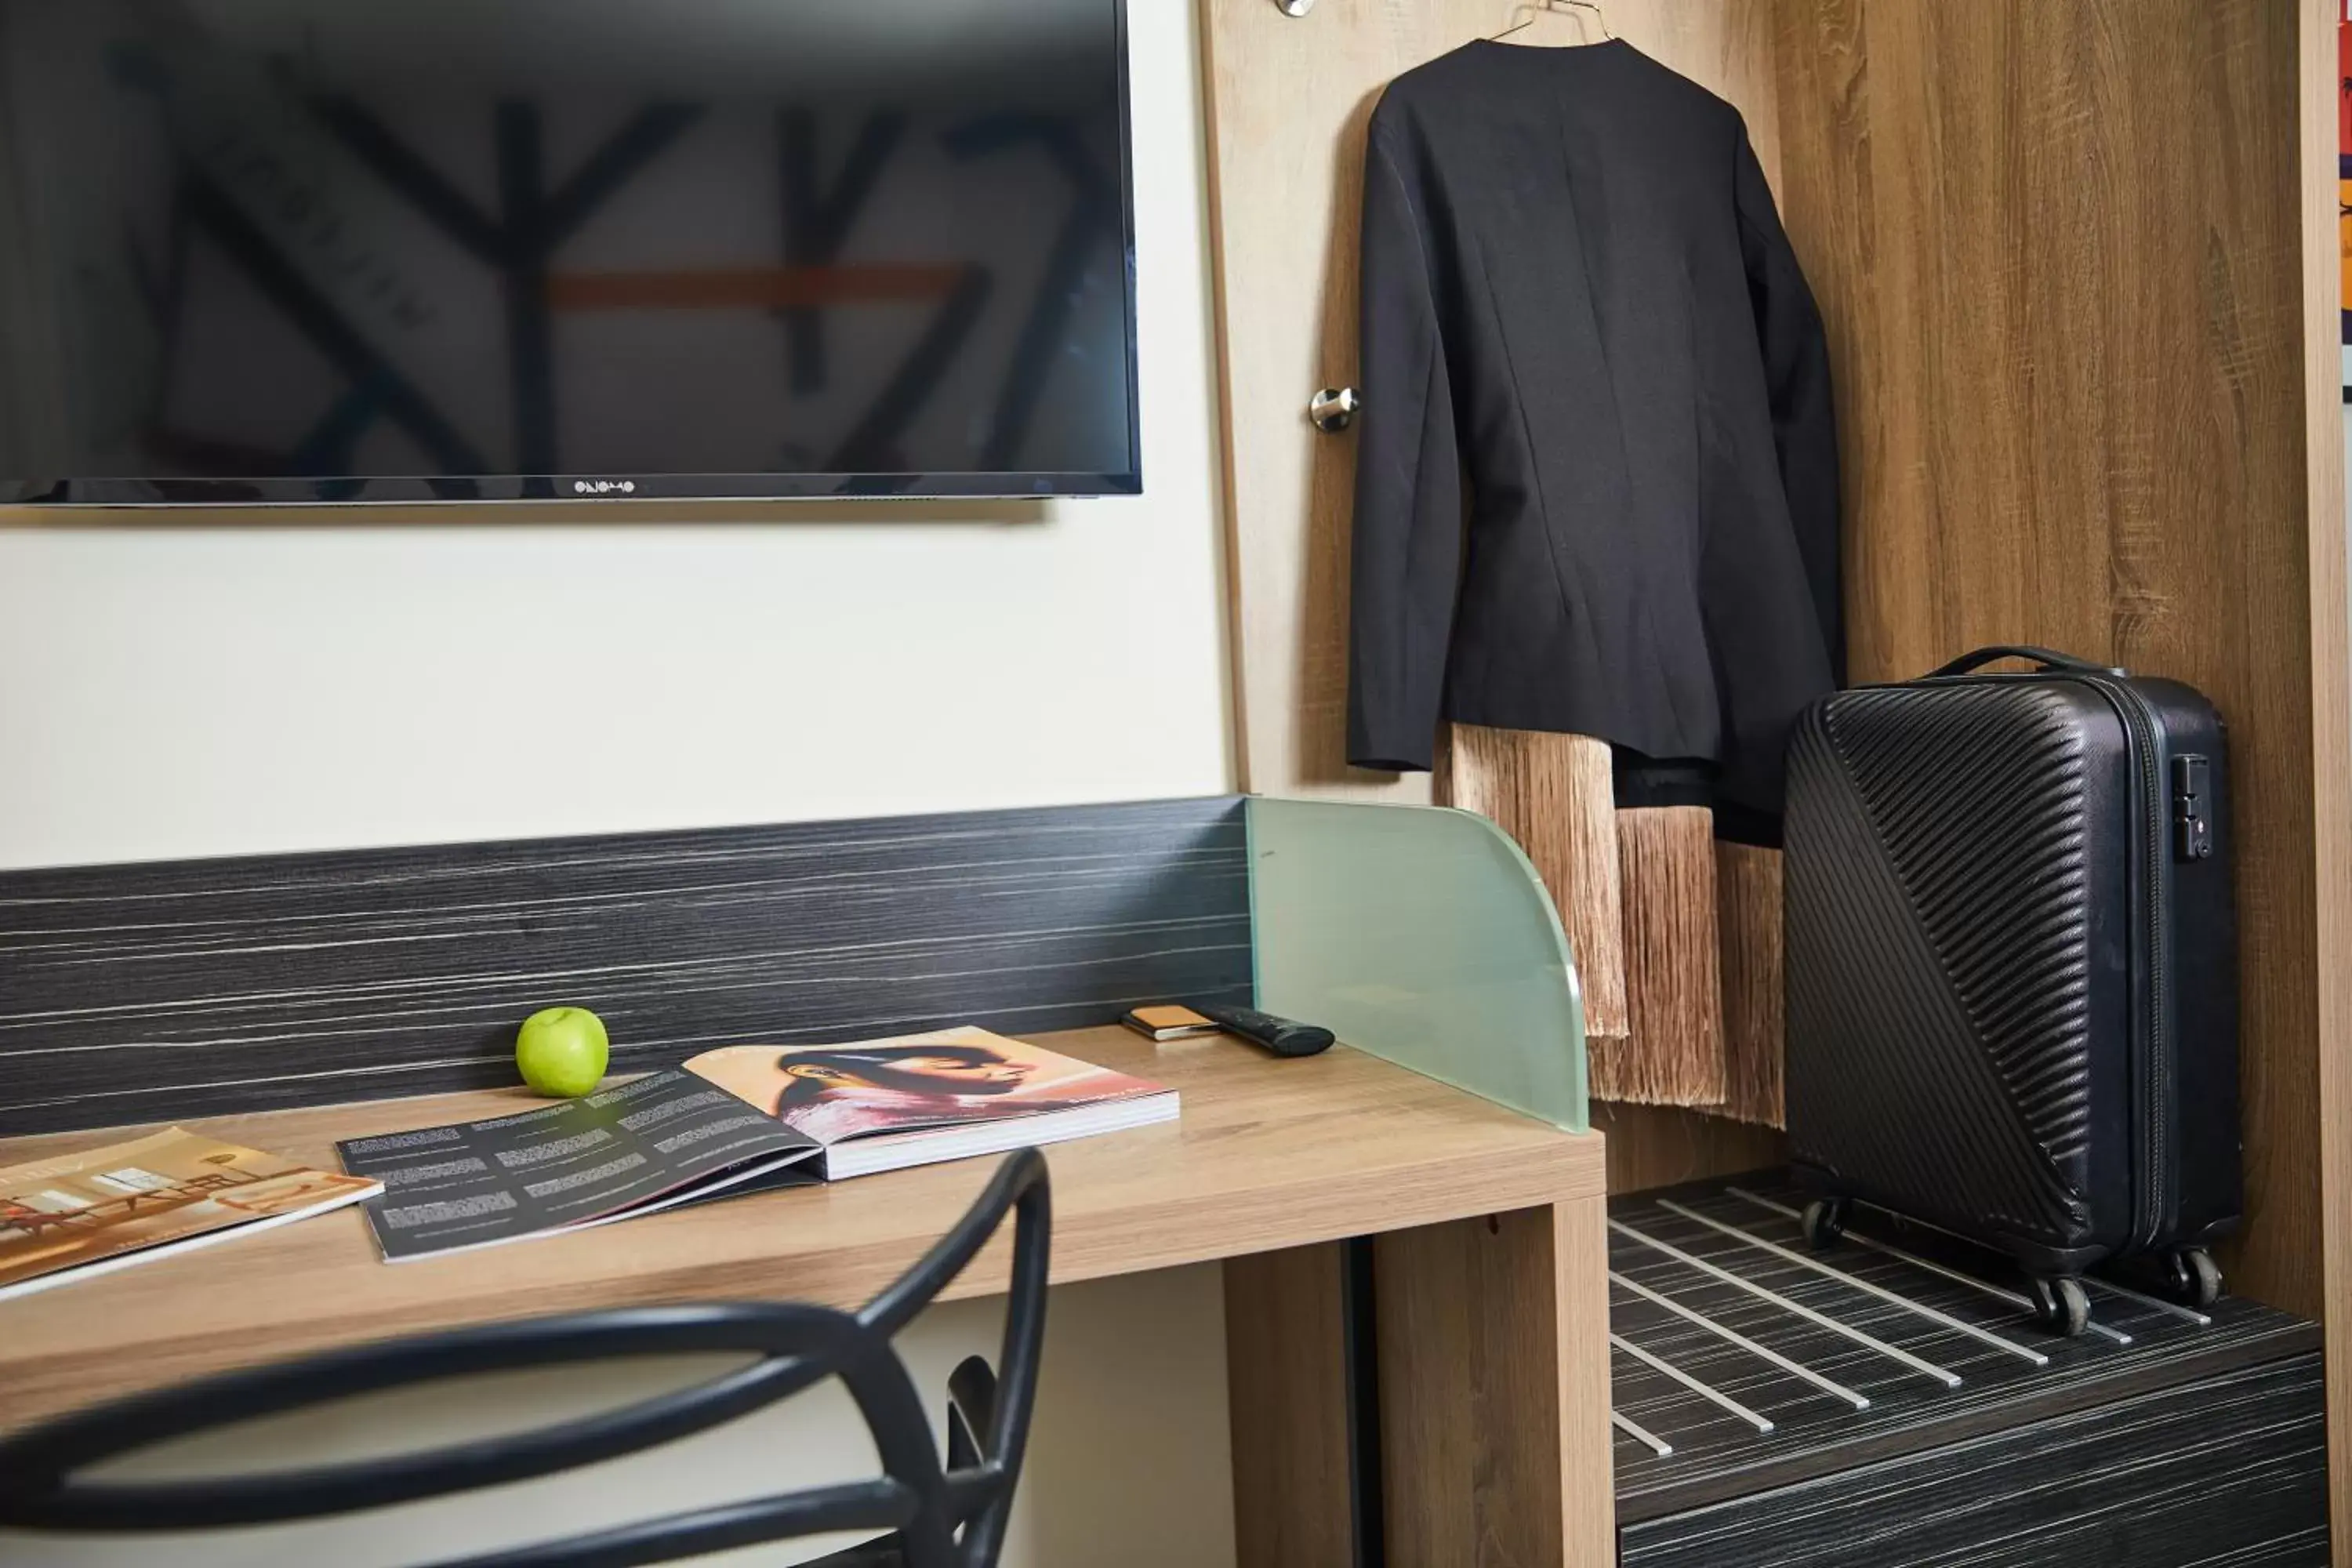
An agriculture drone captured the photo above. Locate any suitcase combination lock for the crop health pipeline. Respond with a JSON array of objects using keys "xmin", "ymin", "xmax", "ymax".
[{"xmin": 2172, "ymin": 754, "xmax": 2214, "ymax": 862}]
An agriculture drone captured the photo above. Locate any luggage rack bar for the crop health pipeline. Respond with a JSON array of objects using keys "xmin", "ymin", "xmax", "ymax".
[
  {"xmin": 2084, "ymin": 1276, "xmax": 2212, "ymax": 1327},
  {"xmin": 1610, "ymin": 1218, "xmax": 1964, "ymax": 1388},
  {"xmin": 1610, "ymin": 1270, "xmax": 1871, "ymax": 1410},
  {"xmin": 1611, "ymin": 1409, "xmax": 1674, "ymax": 1457},
  {"xmin": 1611, "ymin": 1332, "xmax": 1774, "ymax": 1432},
  {"xmin": 1653, "ymin": 1200, "xmax": 2049, "ymax": 1367}
]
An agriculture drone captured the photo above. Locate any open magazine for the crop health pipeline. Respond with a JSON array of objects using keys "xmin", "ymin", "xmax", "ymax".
[
  {"xmin": 0, "ymin": 1129, "xmax": 383, "ymax": 1303},
  {"xmin": 338, "ymin": 1026, "xmax": 1177, "ymax": 1261}
]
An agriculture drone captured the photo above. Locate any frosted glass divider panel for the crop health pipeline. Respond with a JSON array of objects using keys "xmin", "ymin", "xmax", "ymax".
[{"xmin": 1244, "ymin": 797, "xmax": 1588, "ymax": 1132}]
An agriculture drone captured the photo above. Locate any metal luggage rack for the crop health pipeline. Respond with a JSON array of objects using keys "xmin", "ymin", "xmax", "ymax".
[{"xmin": 1608, "ymin": 1174, "xmax": 2316, "ymax": 1520}]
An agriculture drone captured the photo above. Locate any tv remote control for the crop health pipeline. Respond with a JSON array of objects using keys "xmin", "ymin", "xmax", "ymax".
[{"xmin": 1192, "ymin": 1002, "xmax": 1335, "ymax": 1058}]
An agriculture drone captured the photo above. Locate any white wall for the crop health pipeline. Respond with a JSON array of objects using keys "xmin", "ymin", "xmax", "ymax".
[
  {"xmin": 0, "ymin": 2, "xmax": 1241, "ymax": 1563},
  {"xmin": 0, "ymin": 5, "xmax": 1230, "ymax": 871}
]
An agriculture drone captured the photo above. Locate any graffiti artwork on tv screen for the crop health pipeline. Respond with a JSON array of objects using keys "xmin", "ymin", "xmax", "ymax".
[{"xmin": 0, "ymin": 0, "xmax": 1137, "ymax": 500}]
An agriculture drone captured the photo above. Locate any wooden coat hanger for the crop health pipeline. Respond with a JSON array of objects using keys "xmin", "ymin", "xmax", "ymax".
[{"xmin": 1490, "ymin": 0, "xmax": 1612, "ymax": 45}]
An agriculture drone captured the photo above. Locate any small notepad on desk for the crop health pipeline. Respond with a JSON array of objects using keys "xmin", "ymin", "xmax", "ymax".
[{"xmin": 337, "ymin": 1026, "xmax": 1178, "ymax": 1262}]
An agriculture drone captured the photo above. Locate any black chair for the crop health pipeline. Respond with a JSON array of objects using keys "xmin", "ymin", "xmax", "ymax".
[{"xmin": 0, "ymin": 1147, "xmax": 1051, "ymax": 1568}]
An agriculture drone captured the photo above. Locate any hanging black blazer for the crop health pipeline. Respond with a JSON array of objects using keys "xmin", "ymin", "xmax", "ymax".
[{"xmin": 1345, "ymin": 39, "xmax": 1839, "ymax": 829}]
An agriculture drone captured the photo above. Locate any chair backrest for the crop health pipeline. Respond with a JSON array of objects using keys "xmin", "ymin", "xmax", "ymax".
[{"xmin": 0, "ymin": 1146, "xmax": 1052, "ymax": 1568}]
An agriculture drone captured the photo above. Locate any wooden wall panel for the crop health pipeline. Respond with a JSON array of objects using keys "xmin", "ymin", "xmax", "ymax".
[
  {"xmin": 1770, "ymin": 0, "xmax": 2321, "ymax": 1318},
  {"xmin": 1597, "ymin": 1102, "xmax": 1784, "ymax": 1194},
  {"xmin": 2292, "ymin": 0, "xmax": 2352, "ymax": 1549},
  {"xmin": 1225, "ymin": 1243, "xmax": 1358, "ymax": 1568},
  {"xmin": 1375, "ymin": 1200, "xmax": 1614, "ymax": 1568}
]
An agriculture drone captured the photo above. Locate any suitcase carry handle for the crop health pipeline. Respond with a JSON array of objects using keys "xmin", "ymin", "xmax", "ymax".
[{"xmin": 1926, "ymin": 645, "xmax": 2126, "ymax": 680}]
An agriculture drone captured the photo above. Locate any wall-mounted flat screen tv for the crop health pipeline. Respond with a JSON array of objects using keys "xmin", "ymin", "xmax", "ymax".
[{"xmin": 0, "ymin": 0, "xmax": 1137, "ymax": 504}]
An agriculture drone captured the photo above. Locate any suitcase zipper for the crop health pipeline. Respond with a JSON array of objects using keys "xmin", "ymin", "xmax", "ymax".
[{"xmin": 2082, "ymin": 674, "xmax": 2172, "ymax": 1254}]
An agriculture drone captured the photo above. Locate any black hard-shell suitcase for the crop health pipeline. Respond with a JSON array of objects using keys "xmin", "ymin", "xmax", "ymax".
[{"xmin": 1783, "ymin": 645, "xmax": 2241, "ymax": 1335}]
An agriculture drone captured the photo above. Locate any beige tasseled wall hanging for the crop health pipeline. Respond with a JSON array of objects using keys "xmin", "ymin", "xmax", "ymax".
[{"xmin": 1439, "ymin": 722, "xmax": 1784, "ymax": 1127}]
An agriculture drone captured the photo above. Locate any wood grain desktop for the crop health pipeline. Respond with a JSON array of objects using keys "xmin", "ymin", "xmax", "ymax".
[{"xmin": 0, "ymin": 1025, "xmax": 1606, "ymax": 1436}]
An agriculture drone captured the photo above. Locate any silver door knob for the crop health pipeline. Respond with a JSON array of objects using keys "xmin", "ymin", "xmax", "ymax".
[
  {"xmin": 1308, "ymin": 387, "xmax": 1358, "ymax": 432},
  {"xmin": 1275, "ymin": 0, "xmax": 1315, "ymax": 14}
]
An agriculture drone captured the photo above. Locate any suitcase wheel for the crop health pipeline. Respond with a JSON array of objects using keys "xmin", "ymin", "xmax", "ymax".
[
  {"xmin": 1799, "ymin": 1197, "xmax": 1850, "ymax": 1250},
  {"xmin": 2164, "ymin": 1247, "xmax": 2223, "ymax": 1309},
  {"xmin": 2029, "ymin": 1276, "xmax": 2093, "ymax": 1338}
]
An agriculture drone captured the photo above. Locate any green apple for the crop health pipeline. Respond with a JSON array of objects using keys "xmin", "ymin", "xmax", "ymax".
[{"xmin": 515, "ymin": 1006, "xmax": 610, "ymax": 1098}]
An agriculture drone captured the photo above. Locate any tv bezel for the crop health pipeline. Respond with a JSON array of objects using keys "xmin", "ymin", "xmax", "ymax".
[{"xmin": 2, "ymin": 0, "xmax": 1142, "ymax": 507}]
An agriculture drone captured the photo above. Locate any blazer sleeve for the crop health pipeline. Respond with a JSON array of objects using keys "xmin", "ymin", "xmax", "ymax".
[
  {"xmin": 1733, "ymin": 123, "xmax": 1843, "ymax": 684},
  {"xmin": 1346, "ymin": 122, "xmax": 1463, "ymax": 774}
]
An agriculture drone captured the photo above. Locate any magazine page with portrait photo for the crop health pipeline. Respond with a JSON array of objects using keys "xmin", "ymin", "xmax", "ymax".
[{"xmin": 683, "ymin": 1025, "xmax": 1172, "ymax": 1145}]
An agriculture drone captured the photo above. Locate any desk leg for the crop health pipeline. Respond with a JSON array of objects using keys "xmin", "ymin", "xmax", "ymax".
[
  {"xmin": 1375, "ymin": 1197, "xmax": 1616, "ymax": 1567},
  {"xmin": 1225, "ymin": 1240, "xmax": 1363, "ymax": 1567}
]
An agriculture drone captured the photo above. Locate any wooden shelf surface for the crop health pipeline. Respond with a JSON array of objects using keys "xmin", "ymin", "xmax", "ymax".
[{"xmin": 0, "ymin": 1026, "xmax": 1602, "ymax": 1432}]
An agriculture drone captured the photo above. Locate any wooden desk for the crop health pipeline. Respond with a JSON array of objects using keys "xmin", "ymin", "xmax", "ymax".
[{"xmin": 0, "ymin": 1026, "xmax": 1612, "ymax": 1566}]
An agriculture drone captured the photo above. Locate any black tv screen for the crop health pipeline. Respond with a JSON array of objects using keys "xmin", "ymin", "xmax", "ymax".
[{"xmin": 0, "ymin": 0, "xmax": 1138, "ymax": 503}]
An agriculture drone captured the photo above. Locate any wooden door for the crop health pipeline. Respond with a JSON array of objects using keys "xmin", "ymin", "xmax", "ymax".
[
  {"xmin": 1197, "ymin": 0, "xmax": 1786, "ymax": 801},
  {"xmin": 1199, "ymin": 0, "xmax": 1490, "ymax": 804}
]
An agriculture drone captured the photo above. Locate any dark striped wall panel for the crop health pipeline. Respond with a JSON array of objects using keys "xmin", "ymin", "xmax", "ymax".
[
  {"xmin": 0, "ymin": 797, "xmax": 1253, "ymax": 1135},
  {"xmin": 1621, "ymin": 1354, "xmax": 2328, "ymax": 1567}
]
